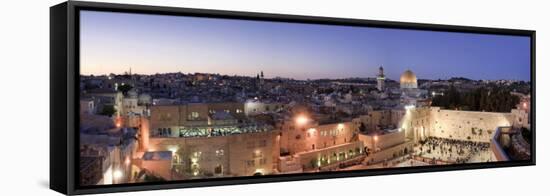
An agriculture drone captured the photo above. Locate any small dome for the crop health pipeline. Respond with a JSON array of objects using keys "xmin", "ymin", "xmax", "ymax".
[
  {"xmin": 127, "ymin": 89, "xmax": 138, "ymax": 98},
  {"xmin": 138, "ymin": 93, "xmax": 152, "ymax": 105},
  {"xmin": 400, "ymin": 70, "xmax": 417, "ymax": 89}
]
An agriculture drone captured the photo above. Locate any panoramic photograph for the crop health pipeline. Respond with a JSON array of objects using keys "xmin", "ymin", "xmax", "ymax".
[{"xmin": 78, "ymin": 10, "xmax": 532, "ymax": 186}]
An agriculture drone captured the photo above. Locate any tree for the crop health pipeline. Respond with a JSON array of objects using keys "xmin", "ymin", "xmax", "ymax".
[
  {"xmin": 100, "ymin": 105, "xmax": 117, "ymax": 117},
  {"xmin": 118, "ymin": 84, "xmax": 133, "ymax": 95},
  {"xmin": 359, "ymin": 122, "xmax": 367, "ymax": 133},
  {"xmin": 431, "ymin": 86, "xmax": 519, "ymax": 112}
]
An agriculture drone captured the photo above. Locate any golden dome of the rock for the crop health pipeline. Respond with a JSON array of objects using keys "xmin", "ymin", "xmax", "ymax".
[{"xmin": 400, "ymin": 69, "xmax": 418, "ymax": 89}]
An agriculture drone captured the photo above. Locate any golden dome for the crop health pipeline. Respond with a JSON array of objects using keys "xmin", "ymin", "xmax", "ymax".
[{"xmin": 400, "ymin": 69, "xmax": 417, "ymax": 89}]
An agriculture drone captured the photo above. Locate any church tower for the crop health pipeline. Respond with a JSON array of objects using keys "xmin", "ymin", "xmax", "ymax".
[{"xmin": 377, "ymin": 66, "xmax": 385, "ymax": 91}]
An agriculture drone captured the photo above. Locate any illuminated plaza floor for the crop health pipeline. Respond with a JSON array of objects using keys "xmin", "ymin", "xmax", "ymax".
[{"xmin": 414, "ymin": 143, "xmax": 494, "ymax": 163}]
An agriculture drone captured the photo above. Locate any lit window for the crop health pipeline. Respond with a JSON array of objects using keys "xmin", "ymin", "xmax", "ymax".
[
  {"xmin": 253, "ymin": 151, "xmax": 263, "ymax": 158},
  {"xmin": 216, "ymin": 149, "xmax": 224, "ymax": 156},
  {"xmin": 189, "ymin": 112, "xmax": 199, "ymax": 119}
]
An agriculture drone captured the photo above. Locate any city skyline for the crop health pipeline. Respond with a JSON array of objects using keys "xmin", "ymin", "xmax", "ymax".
[
  {"xmin": 76, "ymin": 9, "xmax": 533, "ymax": 186},
  {"xmin": 80, "ymin": 10, "xmax": 531, "ymax": 81}
]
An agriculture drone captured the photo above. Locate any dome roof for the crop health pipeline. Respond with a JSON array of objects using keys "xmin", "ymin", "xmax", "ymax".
[
  {"xmin": 138, "ymin": 93, "xmax": 152, "ymax": 104},
  {"xmin": 127, "ymin": 89, "xmax": 138, "ymax": 98},
  {"xmin": 400, "ymin": 70, "xmax": 418, "ymax": 89},
  {"xmin": 138, "ymin": 93, "xmax": 151, "ymax": 100}
]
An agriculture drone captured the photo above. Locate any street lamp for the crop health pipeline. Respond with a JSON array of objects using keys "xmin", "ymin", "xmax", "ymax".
[
  {"xmin": 115, "ymin": 117, "xmax": 122, "ymax": 128},
  {"xmin": 113, "ymin": 169, "xmax": 123, "ymax": 184},
  {"xmin": 295, "ymin": 115, "xmax": 309, "ymax": 126}
]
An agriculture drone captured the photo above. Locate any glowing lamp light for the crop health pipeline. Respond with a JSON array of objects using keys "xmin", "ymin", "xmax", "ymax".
[
  {"xmin": 404, "ymin": 105, "xmax": 415, "ymax": 111},
  {"xmin": 295, "ymin": 115, "xmax": 309, "ymax": 126},
  {"xmin": 374, "ymin": 135, "xmax": 379, "ymax": 141},
  {"xmin": 125, "ymin": 157, "xmax": 131, "ymax": 166},
  {"xmin": 115, "ymin": 117, "xmax": 122, "ymax": 128},
  {"xmin": 523, "ymin": 102, "xmax": 527, "ymax": 109},
  {"xmin": 308, "ymin": 128, "xmax": 316, "ymax": 134},
  {"xmin": 254, "ymin": 169, "xmax": 264, "ymax": 175},
  {"xmin": 168, "ymin": 146, "xmax": 179, "ymax": 154},
  {"xmin": 113, "ymin": 169, "xmax": 123, "ymax": 179},
  {"xmin": 337, "ymin": 123, "xmax": 344, "ymax": 129}
]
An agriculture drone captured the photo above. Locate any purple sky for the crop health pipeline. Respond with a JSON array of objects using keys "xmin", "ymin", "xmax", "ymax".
[{"xmin": 80, "ymin": 10, "xmax": 531, "ymax": 81}]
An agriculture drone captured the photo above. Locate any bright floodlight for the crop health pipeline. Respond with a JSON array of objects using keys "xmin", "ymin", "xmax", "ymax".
[
  {"xmin": 404, "ymin": 105, "xmax": 415, "ymax": 110},
  {"xmin": 295, "ymin": 115, "xmax": 309, "ymax": 125},
  {"xmin": 115, "ymin": 117, "xmax": 122, "ymax": 128},
  {"xmin": 168, "ymin": 146, "xmax": 179, "ymax": 154},
  {"xmin": 113, "ymin": 169, "xmax": 123, "ymax": 179}
]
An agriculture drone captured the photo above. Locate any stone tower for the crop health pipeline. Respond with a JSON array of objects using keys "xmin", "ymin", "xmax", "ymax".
[{"xmin": 377, "ymin": 66, "xmax": 385, "ymax": 91}]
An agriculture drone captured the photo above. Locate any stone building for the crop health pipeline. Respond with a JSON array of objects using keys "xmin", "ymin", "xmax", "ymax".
[
  {"xmin": 149, "ymin": 102, "xmax": 247, "ymax": 137},
  {"xmin": 148, "ymin": 131, "xmax": 277, "ymax": 178}
]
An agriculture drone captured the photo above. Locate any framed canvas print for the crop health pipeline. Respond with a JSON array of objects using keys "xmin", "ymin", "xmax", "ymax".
[{"xmin": 50, "ymin": 1, "xmax": 535, "ymax": 195}]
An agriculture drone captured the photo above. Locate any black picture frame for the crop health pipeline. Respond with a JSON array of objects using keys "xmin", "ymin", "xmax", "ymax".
[{"xmin": 50, "ymin": 1, "xmax": 536, "ymax": 195}]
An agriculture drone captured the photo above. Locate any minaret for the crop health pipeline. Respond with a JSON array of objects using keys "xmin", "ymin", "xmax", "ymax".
[
  {"xmin": 260, "ymin": 71, "xmax": 265, "ymax": 86},
  {"xmin": 129, "ymin": 67, "xmax": 135, "ymax": 87},
  {"xmin": 377, "ymin": 66, "xmax": 385, "ymax": 91}
]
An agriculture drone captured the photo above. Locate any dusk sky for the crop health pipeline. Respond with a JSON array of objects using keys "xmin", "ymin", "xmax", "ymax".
[{"xmin": 80, "ymin": 10, "xmax": 531, "ymax": 81}]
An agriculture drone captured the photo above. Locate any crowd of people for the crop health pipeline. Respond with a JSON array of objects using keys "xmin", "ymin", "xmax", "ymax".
[{"xmin": 416, "ymin": 136, "xmax": 491, "ymax": 164}]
